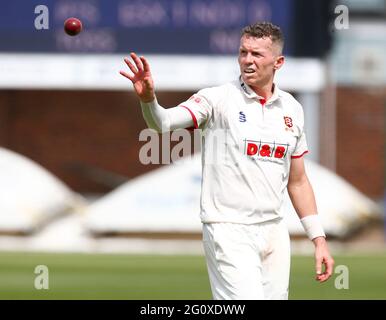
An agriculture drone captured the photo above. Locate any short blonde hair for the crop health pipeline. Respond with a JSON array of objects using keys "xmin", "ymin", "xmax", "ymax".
[{"xmin": 241, "ymin": 22, "xmax": 284, "ymax": 54}]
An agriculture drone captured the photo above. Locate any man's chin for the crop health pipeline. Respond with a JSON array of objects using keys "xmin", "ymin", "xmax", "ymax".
[{"xmin": 242, "ymin": 75, "xmax": 259, "ymax": 86}]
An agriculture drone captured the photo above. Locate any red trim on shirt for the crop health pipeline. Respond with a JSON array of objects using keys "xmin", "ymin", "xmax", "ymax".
[
  {"xmin": 291, "ymin": 150, "xmax": 309, "ymax": 159},
  {"xmin": 180, "ymin": 105, "xmax": 198, "ymax": 129}
]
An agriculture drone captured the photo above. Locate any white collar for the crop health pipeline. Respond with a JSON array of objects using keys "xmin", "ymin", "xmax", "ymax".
[{"xmin": 238, "ymin": 76, "xmax": 281, "ymax": 104}]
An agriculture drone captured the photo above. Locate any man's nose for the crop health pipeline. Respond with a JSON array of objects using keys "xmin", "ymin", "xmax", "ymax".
[{"xmin": 244, "ymin": 53, "xmax": 253, "ymax": 64}]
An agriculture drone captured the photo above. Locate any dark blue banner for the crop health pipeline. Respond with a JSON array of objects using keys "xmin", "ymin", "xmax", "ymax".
[{"xmin": 1, "ymin": 0, "xmax": 293, "ymax": 54}]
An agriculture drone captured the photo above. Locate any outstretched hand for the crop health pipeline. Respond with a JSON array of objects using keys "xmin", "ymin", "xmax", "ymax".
[{"xmin": 120, "ymin": 52, "xmax": 155, "ymax": 103}]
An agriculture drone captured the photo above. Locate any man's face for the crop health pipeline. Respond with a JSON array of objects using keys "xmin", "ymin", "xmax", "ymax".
[{"xmin": 238, "ymin": 35, "xmax": 284, "ymax": 88}]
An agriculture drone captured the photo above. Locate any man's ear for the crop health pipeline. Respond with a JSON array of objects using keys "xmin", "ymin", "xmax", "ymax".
[{"xmin": 274, "ymin": 55, "xmax": 285, "ymax": 70}]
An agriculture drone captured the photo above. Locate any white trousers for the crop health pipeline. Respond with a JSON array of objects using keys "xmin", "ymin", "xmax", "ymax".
[{"xmin": 202, "ymin": 218, "xmax": 291, "ymax": 300}]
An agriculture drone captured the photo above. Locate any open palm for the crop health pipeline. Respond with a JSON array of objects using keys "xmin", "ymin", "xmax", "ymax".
[{"xmin": 120, "ymin": 52, "xmax": 155, "ymax": 103}]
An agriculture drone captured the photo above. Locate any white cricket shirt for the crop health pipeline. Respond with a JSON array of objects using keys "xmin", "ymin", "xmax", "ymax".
[{"xmin": 179, "ymin": 77, "xmax": 308, "ymax": 224}]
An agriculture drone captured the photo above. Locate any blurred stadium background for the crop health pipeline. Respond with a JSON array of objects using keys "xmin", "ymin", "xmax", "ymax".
[{"xmin": 0, "ymin": 0, "xmax": 385, "ymax": 299}]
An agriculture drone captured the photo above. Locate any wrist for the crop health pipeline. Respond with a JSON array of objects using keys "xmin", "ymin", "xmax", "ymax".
[
  {"xmin": 300, "ymin": 214, "xmax": 326, "ymax": 241},
  {"xmin": 140, "ymin": 96, "xmax": 157, "ymax": 106},
  {"xmin": 140, "ymin": 92, "xmax": 156, "ymax": 103},
  {"xmin": 140, "ymin": 96, "xmax": 155, "ymax": 103},
  {"xmin": 312, "ymin": 236, "xmax": 326, "ymax": 246}
]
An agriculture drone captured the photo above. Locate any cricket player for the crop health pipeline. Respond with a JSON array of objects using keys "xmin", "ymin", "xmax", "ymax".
[{"xmin": 120, "ymin": 22, "xmax": 334, "ymax": 300}]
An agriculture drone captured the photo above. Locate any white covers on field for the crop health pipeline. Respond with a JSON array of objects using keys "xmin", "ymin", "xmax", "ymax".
[
  {"xmin": 0, "ymin": 148, "xmax": 84, "ymax": 233},
  {"xmin": 84, "ymin": 154, "xmax": 382, "ymax": 238},
  {"xmin": 85, "ymin": 155, "xmax": 381, "ymax": 237},
  {"xmin": 84, "ymin": 156, "xmax": 203, "ymax": 234}
]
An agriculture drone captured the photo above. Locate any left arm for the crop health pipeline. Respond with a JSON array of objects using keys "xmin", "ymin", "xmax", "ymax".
[{"xmin": 287, "ymin": 157, "xmax": 334, "ymax": 282}]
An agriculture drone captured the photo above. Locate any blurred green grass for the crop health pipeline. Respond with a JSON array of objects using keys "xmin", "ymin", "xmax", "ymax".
[{"xmin": 0, "ymin": 251, "xmax": 385, "ymax": 299}]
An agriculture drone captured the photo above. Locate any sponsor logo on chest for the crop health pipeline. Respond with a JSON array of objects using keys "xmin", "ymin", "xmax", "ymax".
[{"xmin": 244, "ymin": 139, "xmax": 289, "ymax": 162}]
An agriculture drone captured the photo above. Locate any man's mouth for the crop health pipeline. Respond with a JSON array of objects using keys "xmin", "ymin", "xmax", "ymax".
[{"xmin": 244, "ymin": 68, "xmax": 255, "ymax": 74}]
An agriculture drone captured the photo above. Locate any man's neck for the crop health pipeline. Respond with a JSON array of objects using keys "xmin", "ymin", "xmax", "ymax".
[{"xmin": 249, "ymin": 82, "xmax": 275, "ymax": 100}]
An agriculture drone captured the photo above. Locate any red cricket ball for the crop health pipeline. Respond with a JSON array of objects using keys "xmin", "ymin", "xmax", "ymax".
[{"xmin": 64, "ymin": 17, "xmax": 83, "ymax": 36}]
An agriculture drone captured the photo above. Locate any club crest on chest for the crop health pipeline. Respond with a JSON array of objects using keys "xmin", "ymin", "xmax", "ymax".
[{"xmin": 284, "ymin": 116, "xmax": 294, "ymax": 132}]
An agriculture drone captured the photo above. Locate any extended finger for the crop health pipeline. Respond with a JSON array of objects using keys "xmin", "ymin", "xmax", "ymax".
[
  {"xmin": 140, "ymin": 56, "xmax": 151, "ymax": 72},
  {"xmin": 130, "ymin": 52, "xmax": 144, "ymax": 71},
  {"xmin": 124, "ymin": 57, "xmax": 138, "ymax": 74},
  {"xmin": 119, "ymin": 70, "xmax": 134, "ymax": 82}
]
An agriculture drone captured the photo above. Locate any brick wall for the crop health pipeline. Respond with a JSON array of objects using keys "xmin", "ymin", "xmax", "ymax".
[
  {"xmin": 0, "ymin": 90, "xmax": 195, "ymax": 193},
  {"xmin": 335, "ymin": 87, "xmax": 385, "ymax": 199}
]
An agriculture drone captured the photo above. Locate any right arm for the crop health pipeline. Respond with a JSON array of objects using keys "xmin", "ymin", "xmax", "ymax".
[{"xmin": 120, "ymin": 53, "xmax": 194, "ymax": 133}]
